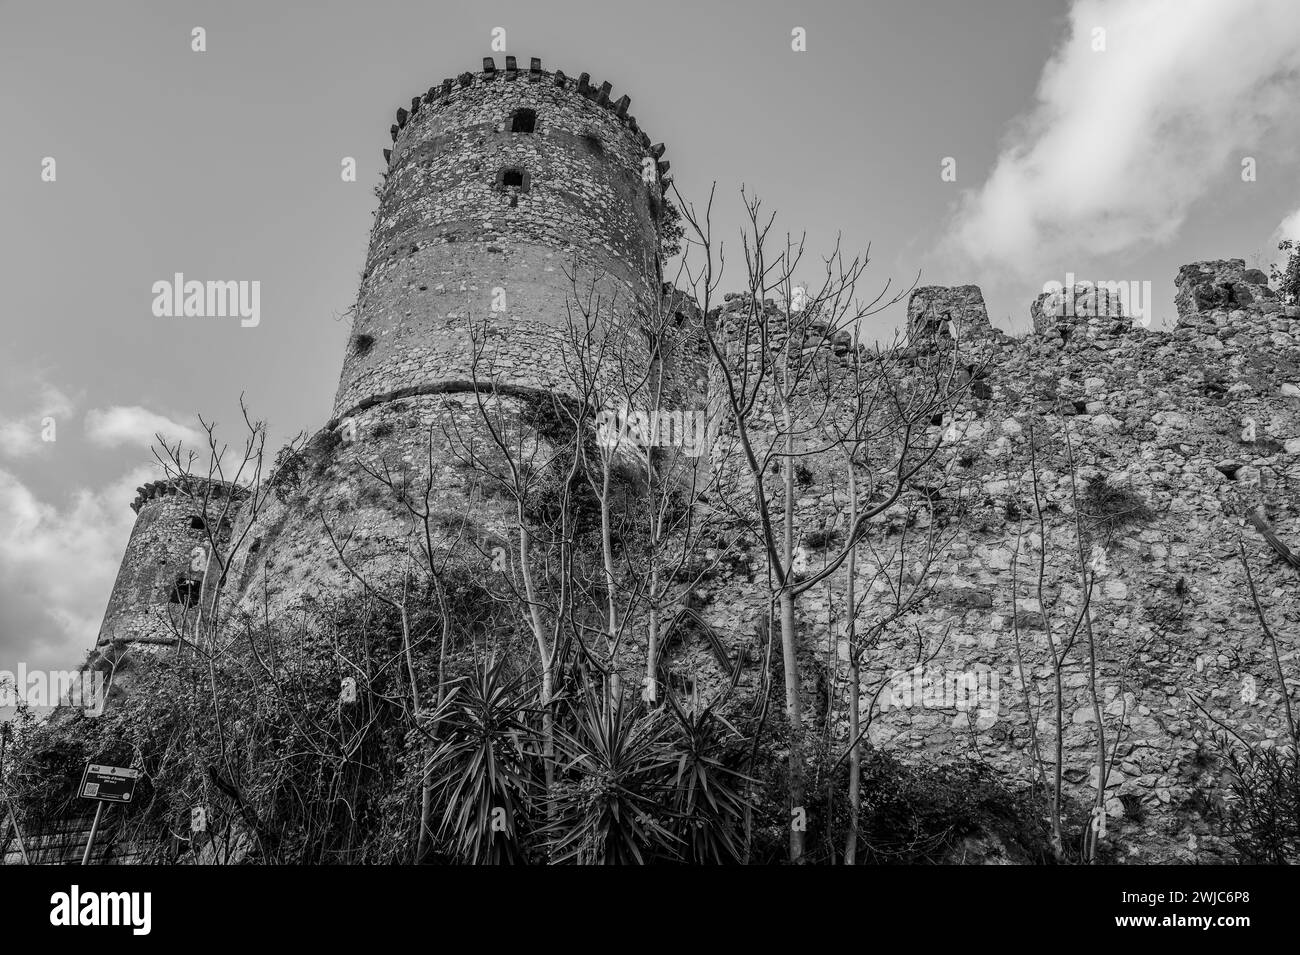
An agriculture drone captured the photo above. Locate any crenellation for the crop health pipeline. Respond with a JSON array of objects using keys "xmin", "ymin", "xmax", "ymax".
[{"xmin": 908, "ymin": 284, "xmax": 995, "ymax": 344}]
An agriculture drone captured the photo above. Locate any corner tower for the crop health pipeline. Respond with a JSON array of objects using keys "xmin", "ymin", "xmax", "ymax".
[
  {"xmin": 96, "ymin": 478, "xmax": 246, "ymax": 649},
  {"xmin": 334, "ymin": 57, "xmax": 669, "ymax": 418}
]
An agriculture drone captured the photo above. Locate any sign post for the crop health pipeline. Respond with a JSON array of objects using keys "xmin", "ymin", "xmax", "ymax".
[
  {"xmin": 81, "ymin": 803, "xmax": 105, "ymax": 867},
  {"xmin": 78, "ymin": 762, "xmax": 140, "ymax": 865},
  {"xmin": 2, "ymin": 797, "xmax": 30, "ymax": 865}
]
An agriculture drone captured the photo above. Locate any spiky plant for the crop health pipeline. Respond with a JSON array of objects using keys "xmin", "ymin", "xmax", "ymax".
[
  {"xmin": 422, "ymin": 659, "xmax": 541, "ymax": 864},
  {"xmin": 661, "ymin": 697, "xmax": 753, "ymax": 864},
  {"xmin": 547, "ymin": 688, "xmax": 680, "ymax": 864}
]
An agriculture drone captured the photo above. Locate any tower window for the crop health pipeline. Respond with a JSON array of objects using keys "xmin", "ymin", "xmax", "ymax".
[
  {"xmin": 169, "ymin": 576, "xmax": 202, "ymax": 606},
  {"xmin": 497, "ymin": 167, "xmax": 530, "ymax": 194},
  {"xmin": 510, "ymin": 108, "xmax": 537, "ymax": 133}
]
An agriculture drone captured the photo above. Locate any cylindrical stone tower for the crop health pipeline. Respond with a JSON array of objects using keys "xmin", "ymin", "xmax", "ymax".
[
  {"xmin": 334, "ymin": 57, "xmax": 668, "ymax": 419},
  {"xmin": 96, "ymin": 478, "xmax": 246, "ymax": 649},
  {"xmin": 224, "ymin": 61, "xmax": 673, "ymax": 619}
]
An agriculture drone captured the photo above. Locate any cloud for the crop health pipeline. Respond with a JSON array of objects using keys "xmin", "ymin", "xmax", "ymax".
[
  {"xmin": 84, "ymin": 405, "xmax": 203, "ymax": 450},
  {"xmin": 0, "ymin": 420, "xmax": 40, "ymax": 458},
  {"xmin": 0, "ymin": 382, "xmax": 75, "ymax": 459},
  {"xmin": 1278, "ymin": 206, "xmax": 1300, "ymax": 243},
  {"xmin": 0, "ymin": 464, "xmax": 158, "ymax": 670},
  {"xmin": 948, "ymin": 0, "xmax": 1300, "ymax": 279}
]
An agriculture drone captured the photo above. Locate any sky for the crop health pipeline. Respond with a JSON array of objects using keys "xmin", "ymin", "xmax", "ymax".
[{"xmin": 2, "ymin": 0, "xmax": 1300, "ymax": 680}]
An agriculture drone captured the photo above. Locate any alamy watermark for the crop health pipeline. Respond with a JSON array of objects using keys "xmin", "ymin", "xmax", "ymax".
[
  {"xmin": 879, "ymin": 664, "xmax": 1001, "ymax": 728},
  {"xmin": 595, "ymin": 406, "xmax": 707, "ymax": 457},
  {"xmin": 1041, "ymin": 273, "xmax": 1153, "ymax": 327},
  {"xmin": 0, "ymin": 665, "xmax": 106, "ymax": 716},
  {"xmin": 151, "ymin": 273, "xmax": 261, "ymax": 327},
  {"xmin": 50, "ymin": 885, "xmax": 151, "ymax": 935}
]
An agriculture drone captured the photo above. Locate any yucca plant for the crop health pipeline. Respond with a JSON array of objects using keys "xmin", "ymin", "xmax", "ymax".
[
  {"xmin": 661, "ymin": 697, "xmax": 754, "ymax": 864},
  {"xmin": 547, "ymin": 687, "xmax": 680, "ymax": 864},
  {"xmin": 422, "ymin": 659, "xmax": 541, "ymax": 864}
]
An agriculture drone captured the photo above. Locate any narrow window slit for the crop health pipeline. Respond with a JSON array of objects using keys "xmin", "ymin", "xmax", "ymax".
[{"xmin": 510, "ymin": 108, "xmax": 536, "ymax": 133}]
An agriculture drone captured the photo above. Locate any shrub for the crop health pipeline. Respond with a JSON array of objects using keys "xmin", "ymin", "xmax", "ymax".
[
  {"xmin": 802, "ymin": 526, "xmax": 842, "ymax": 550},
  {"xmin": 269, "ymin": 442, "xmax": 306, "ymax": 503},
  {"xmin": 844, "ymin": 749, "xmax": 1061, "ymax": 864},
  {"xmin": 1269, "ymin": 239, "xmax": 1300, "ymax": 305},
  {"xmin": 1080, "ymin": 474, "xmax": 1155, "ymax": 543},
  {"xmin": 1217, "ymin": 738, "xmax": 1300, "ymax": 863}
]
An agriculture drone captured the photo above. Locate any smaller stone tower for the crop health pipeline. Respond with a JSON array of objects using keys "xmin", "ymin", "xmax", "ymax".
[{"xmin": 95, "ymin": 478, "xmax": 246, "ymax": 650}]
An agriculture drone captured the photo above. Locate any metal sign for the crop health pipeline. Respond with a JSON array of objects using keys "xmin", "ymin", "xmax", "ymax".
[{"xmin": 78, "ymin": 763, "xmax": 140, "ymax": 804}]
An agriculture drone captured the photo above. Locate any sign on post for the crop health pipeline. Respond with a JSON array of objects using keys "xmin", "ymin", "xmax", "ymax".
[
  {"xmin": 78, "ymin": 763, "xmax": 140, "ymax": 804},
  {"xmin": 78, "ymin": 762, "xmax": 140, "ymax": 865}
]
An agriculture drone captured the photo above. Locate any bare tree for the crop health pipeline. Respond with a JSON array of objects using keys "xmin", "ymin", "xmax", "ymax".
[{"xmin": 676, "ymin": 185, "xmax": 967, "ymax": 862}]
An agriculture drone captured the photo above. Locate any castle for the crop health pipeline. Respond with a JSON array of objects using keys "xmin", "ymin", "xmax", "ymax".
[{"xmin": 67, "ymin": 59, "xmax": 1300, "ymax": 863}]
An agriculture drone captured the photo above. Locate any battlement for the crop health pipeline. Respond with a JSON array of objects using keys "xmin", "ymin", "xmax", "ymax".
[
  {"xmin": 1174, "ymin": 258, "xmax": 1281, "ymax": 325},
  {"xmin": 383, "ymin": 57, "xmax": 667, "ymax": 186},
  {"xmin": 1029, "ymin": 282, "xmax": 1133, "ymax": 341},
  {"xmin": 130, "ymin": 477, "xmax": 248, "ymax": 514},
  {"xmin": 907, "ymin": 285, "xmax": 995, "ymax": 344}
]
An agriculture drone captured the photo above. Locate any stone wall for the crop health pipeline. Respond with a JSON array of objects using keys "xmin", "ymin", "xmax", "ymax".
[
  {"xmin": 226, "ymin": 393, "xmax": 536, "ymax": 622},
  {"xmin": 691, "ymin": 263, "xmax": 1300, "ymax": 862}
]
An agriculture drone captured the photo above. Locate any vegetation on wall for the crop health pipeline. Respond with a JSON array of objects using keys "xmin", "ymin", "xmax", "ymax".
[{"xmin": 1270, "ymin": 239, "xmax": 1300, "ymax": 304}]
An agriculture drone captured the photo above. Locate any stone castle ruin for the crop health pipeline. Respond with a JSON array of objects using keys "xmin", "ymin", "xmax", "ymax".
[{"xmin": 26, "ymin": 60, "xmax": 1300, "ymax": 864}]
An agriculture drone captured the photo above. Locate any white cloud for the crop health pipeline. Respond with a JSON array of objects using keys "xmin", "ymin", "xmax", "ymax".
[
  {"xmin": 84, "ymin": 405, "xmax": 203, "ymax": 450},
  {"xmin": 0, "ymin": 464, "xmax": 158, "ymax": 668},
  {"xmin": 0, "ymin": 382, "xmax": 75, "ymax": 458},
  {"xmin": 0, "ymin": 420, "xmax": 40, "ymax": 458},
  {"xmin": 1278, "ymin": 206, "xmax": 1300, "ymax": 243},
  {"xmin": 949, "ymin": 0, "xmax": 1300, "ymax": 279}
]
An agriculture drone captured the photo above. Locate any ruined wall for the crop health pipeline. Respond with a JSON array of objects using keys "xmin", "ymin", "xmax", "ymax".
[
  {"xmin": 908, "ymin": 285, "xmax": 995, "ymax": 342},
  {"xmin": 693, "ymin": 261, "xmax": 1300, "ymax": 862}
]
